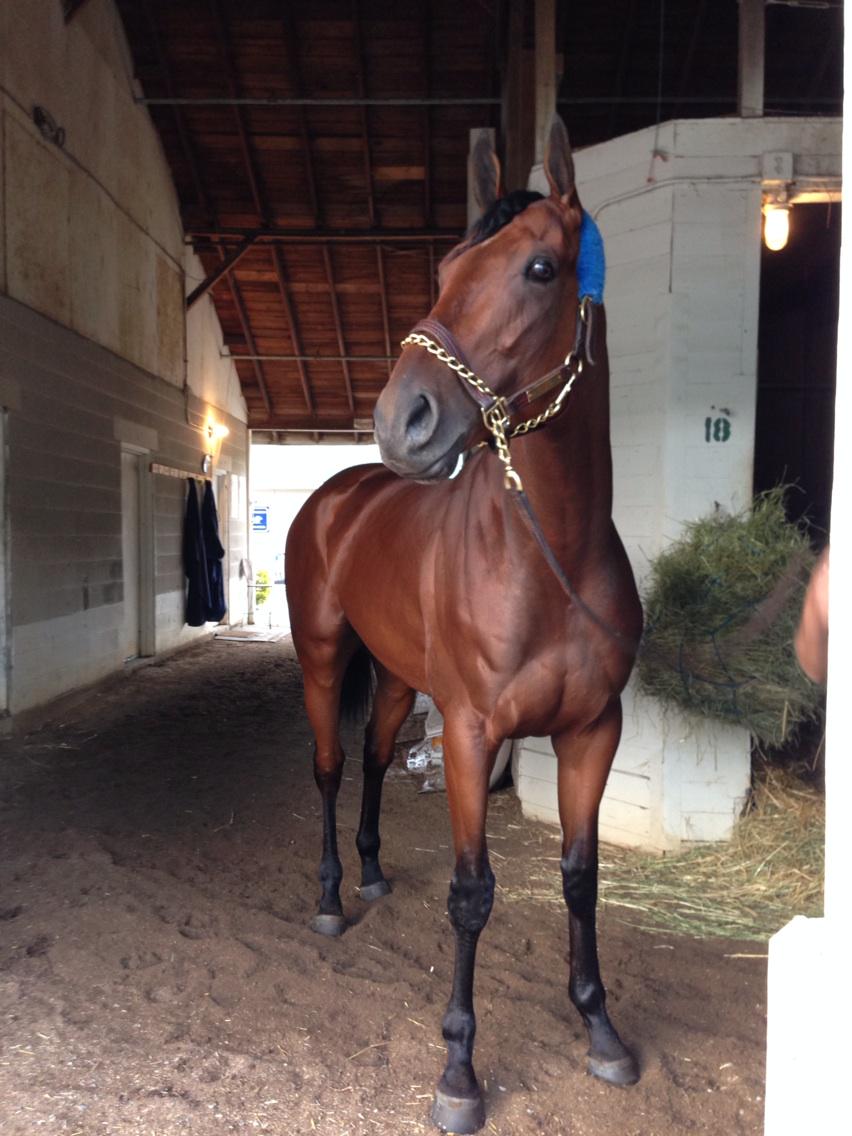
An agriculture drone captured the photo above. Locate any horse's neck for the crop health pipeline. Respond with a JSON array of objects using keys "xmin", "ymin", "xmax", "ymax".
[{"xmin": 507, "ymin": 328, "xmax": 614, "ymax": 560}]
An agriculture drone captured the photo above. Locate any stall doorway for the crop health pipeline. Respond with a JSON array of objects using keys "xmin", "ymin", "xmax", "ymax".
[{"xmin": 753, "ymin": 202, "xmax": 841, "ymax": 541}]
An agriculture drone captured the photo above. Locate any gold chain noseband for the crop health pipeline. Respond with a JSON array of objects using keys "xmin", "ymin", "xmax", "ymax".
[{"xmin": 400, "ymin": 297, "xmax": 591, "ymax": 493}]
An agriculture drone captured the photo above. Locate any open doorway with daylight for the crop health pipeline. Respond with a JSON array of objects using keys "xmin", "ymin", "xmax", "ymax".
[{"xmin": 754, "ymin": 200, "xmax": 841, "ymax": 541}]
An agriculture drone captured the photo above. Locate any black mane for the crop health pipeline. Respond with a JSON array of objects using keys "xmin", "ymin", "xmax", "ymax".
[{"xmin": 466, "ymin": 189, "xmax": 545, "ymax": 246}]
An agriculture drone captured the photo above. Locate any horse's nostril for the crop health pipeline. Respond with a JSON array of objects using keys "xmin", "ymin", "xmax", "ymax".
[{"xmin": 404, "ymin": 392, "xmax": 438, "ymax": 446}]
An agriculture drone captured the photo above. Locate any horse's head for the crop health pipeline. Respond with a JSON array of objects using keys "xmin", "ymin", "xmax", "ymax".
[{"xmin": 374, "ymin": 115, "xmax": 584, "ymax": 481}]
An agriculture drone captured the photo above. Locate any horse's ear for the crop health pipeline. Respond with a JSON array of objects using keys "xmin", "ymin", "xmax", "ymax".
[
  {"xmin": 470, "ymin": 129, "xmax": 504, "ymax": 214},
  {"xmin": 543, "ymin": 114, "xmax": 577, "ymax": 204}
]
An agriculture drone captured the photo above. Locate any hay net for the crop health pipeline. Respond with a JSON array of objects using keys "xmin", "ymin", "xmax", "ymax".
[{"xmin": 637, "ymin": 488, "xmax": 824, "ymax": 747}]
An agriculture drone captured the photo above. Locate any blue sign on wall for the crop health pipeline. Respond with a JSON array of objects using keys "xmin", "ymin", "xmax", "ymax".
[{"xmin": 252, "ymin": 506, "xmax": 269, "ymax": 533}]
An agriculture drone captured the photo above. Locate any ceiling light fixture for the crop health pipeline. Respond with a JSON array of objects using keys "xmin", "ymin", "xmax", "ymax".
[{"xmin": 762, "ymin": 193, "xmax": 792, "ymax": 252}]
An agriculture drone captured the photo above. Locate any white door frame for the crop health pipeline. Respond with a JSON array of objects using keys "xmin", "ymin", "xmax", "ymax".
[{"xmin": 120, "ymin": 444, "xmax": 155, "ymax": 659}]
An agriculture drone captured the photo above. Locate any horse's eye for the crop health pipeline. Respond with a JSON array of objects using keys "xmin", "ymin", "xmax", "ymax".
[{"xmin": 526, "ymin": 256, "xmax": 556, "ymax": 283}]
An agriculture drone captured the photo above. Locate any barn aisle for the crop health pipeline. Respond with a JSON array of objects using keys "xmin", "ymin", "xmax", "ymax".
[{"xmin": 0, "ymin": 639, "xmax": 766, "ymax": 1135}]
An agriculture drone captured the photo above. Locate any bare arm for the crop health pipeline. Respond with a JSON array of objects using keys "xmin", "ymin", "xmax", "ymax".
[{"xmin": 795, "ymin": 548, "xmax": 829, "ymax": 684}]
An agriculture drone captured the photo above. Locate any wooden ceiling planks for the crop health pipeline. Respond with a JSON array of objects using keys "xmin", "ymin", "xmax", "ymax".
[{"xmin": 117, "ymin": 0, "xmax": 842, "ymax": 438}]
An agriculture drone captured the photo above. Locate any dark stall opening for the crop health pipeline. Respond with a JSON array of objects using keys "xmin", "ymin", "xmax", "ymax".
[{"xmin": 753, "ymin": 201, "xmax": 841, "ymax": 543}]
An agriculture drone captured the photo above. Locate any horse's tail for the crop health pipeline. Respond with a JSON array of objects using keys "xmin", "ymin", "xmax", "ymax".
[{"xmin": 340, "ymin": 641, "xmax": 376, "ymax": 725}]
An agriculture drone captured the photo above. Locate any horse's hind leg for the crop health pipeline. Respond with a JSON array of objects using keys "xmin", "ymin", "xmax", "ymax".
[
  {"xmin": 356, "ymin": 665, "xmax": 414, "ymax": 900},
  {"xmin": 300, "ymin": 638, "xmax": 356, "ymax": 938},
  {"xmin": 552, "ymin": 699, "xmax": 639, "ymax": 1086}
]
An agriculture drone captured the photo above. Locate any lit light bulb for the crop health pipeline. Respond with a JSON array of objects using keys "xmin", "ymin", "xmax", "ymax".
[{"xmin": 763, "ymin": 204, "xmax": 791, "ymax": 252}]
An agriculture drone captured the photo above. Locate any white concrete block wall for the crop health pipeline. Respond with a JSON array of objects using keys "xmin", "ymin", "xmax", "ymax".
[
  {"xmin": 518, "ymin": 117, "xmax": 841, "ymax": 850},
  {"xmin": 0, "ymin": 295, "xmax": 249, "ymax": 715}
]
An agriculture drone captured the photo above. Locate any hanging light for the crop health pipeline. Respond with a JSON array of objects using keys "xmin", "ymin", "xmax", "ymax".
[
  {"xmin": 763, "ymin": 198, "xmax": 792, "ymax": 252},
  {"xmin": 206, "ymin": 421, "xmax": 230, "ymax": 442}
]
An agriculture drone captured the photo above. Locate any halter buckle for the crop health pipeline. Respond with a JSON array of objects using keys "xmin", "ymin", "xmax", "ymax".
[{"xmin": 482, "ymin": 397, "xmax": 510, "ymax": 433}]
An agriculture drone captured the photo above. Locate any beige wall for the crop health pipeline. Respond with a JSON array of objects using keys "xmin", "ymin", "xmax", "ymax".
[
  {"xmin": 0, "ymin": 0, "xmax": 187, "ymax": 383},
  {"xmin": 0, "ymin": 1, "xmax": 249, "ymax": 717}
]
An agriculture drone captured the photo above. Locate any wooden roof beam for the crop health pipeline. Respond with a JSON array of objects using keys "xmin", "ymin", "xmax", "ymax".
[
  {"xmin": 186, "ymin": 236, "xmax": 256, "ymax": 309},
  {"xmin": 375, "ymin": 247, "xmax": 393, "ymax": 381},
  {"xmin": 270, "ymin": 246, "xmax": 315, "ymax": 415},
  {"xmin": 137, "ymin": 96, "xmax": 501, "ymax": 107},
  {"xmin": 249, "ymin": 416, "xmax": 376, "ymax": 434},
  {"xmin": 209, "ymin": 0, "xmax": 268, "ymax": 223},
  {"xmin": 322, "ymin": 246, "xmax": 355, "ymax": 415},
  {"xmin": 188, "ymin": 227, "xmax": 460, "ymax": 243},
  {"xmin": 219, "ymin": 249, "xmax": 272, "ymax": 418},
  {"xmin": 224, "ymin": 352, "xmax": 396, "ymax": 363},
  {"xmin": 421, "ymin": 0, "xmax": 433, "ymax": 228},
  {"xmin": 281, "ymin": 6, "xmax": 321, "ymax": 226},
  {"xmin": 352, "ymin": 0, "xmax": 377, "ymax": 228},
  {"xmin": 141, "ymin": 0, "xmax": 213, "ymax": 223}
]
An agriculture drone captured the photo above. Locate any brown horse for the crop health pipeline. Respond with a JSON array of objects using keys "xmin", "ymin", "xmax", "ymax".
[{"xmin": 285, "ymin": 116, "xmax": 642, "ymax": 1134}]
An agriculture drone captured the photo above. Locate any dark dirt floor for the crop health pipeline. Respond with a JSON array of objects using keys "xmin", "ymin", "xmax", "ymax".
[{"xmin": 0, "ymin": 638, "xmax": 767, "ymax": 1135}]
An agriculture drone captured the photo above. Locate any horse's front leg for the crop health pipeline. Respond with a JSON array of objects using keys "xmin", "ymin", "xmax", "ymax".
[
  {"xmin": 552, "ymin": 699, "xmax": 639, "ymax": 1085},
  {"xmin": 431, "ymin": 721, "xmax": 496, "ymax": 1135}
]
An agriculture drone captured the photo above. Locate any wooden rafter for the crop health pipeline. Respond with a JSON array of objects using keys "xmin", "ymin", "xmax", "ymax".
[
  {"xmin": 248, "ymin": 414, "xmax": 374, "ymax": 432},
  {"xmin": 141, "ymin": 0, "xmax": 213, "ymax": 223},
  {"xmin": 421, "ymin": 0, "xmax": 433, "ymax": 228},
  {"xmin": 220, "ymin": 250, "xmax": 272, "ymax": 419},
  {"xmin": 282, "ymin": 6, "xmax": 321, "ymax": 226},
  {"xmin": 209, "ymin": 0, "xmax": 267, "ymax": 224},
  {"xmin": 375, "ymin": 247, "xmax": 393, "ymax": 381},
  {"xmin": 270, "ymin": 246, "xmax": 315, "ymax": 415},
  {"xmin": 186, "ymin": 236, "xmax": 256, "ymax": 309},
  {"xmin": 322, "ymin": 246, "xmax": 355, "ymax": 415},
  {"xmin": 352, "ymin": 0, "xmax": 377, "ymax": 228},
  {"xmin": 189, "ymin": 227, "xmax": 460, "ymax": 244}
]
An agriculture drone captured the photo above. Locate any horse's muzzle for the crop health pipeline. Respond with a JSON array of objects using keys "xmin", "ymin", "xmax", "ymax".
[{"xmin": 374, "ymin": 382, "xmax": 468, "ymax": 481}]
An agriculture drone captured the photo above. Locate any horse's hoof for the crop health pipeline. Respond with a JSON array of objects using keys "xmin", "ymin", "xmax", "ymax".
[
  {"xmin": 587, "ymin": 1052, "xmax": 640, "ymax": 1086},
  {"xmin": 359, "ymin": 879, "xmax": 392, "ymax": 902},
  {"xmin": 310, "ymin": 913, "xmax": 346, "ymax": 937},
  {"xmin": 431, "ymin": 1088, "xmax": 485, "ymax": 1134}
]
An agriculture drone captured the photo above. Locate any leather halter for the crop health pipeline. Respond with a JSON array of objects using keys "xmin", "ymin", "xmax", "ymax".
[
  {"xmin": 401, "ymin": 296, "xmax": 596, "ymax": 492},
  {"xmin": 403, "ymin": 296, "xmax": 594, "ymax": 423}
]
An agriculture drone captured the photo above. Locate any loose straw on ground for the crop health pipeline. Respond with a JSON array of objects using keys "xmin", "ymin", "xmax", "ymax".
[{"xmin": 503, "ymin": 763, "xmax": 823, "ymax": 942}]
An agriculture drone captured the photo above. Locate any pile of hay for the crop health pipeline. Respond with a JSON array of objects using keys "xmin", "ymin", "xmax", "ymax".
[
  {"xmin": 596, "ymin": 762, "xmax": 824, "ymax": 941},
  {"xmin": 503, "ymin": 763, "xmax": 824, "ymax": 942},
  {"xmin": 637, "ymin": 489, "xmax": 824, "ymax": 746}
]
